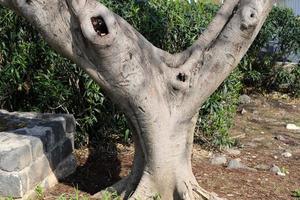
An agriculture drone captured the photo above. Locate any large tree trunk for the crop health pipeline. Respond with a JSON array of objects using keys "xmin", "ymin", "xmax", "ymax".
[{"xmin": 0, "ymin": 0, "xmax": 275, "ymax": 199}]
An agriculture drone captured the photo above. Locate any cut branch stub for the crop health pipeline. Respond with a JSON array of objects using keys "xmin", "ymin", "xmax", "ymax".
[
  {"xmin": 91, "ymin": 16, "xmax": 109, "ymax": 36},
  {"xmin": 69, "ymin": 0, "xmax": 118, "ymax": 46},
  {"xmin": 240, "ymin": 0, "xmax": 265, "ymax": 29},
  {"xmin": 177, "ymin": 73, "xmax": 187, "ymax": 83}
]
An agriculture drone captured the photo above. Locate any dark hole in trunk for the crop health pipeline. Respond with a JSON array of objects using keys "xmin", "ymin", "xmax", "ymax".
[
  {"xmin": 177, "ymin": 73, "xmax": 187, "ymax": 82},
  {"xmin": 91, "ymin": 16, "xmax": 109, "ymax": 36}
]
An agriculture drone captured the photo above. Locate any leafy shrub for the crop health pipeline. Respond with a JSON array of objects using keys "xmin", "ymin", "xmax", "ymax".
[
  {"xmin": 0, "ymin": 6, "xmax": 125, "ymax": 147},
  {"xmin": 259, "ymin": 63, "xmax": 300, "ymax": 97},
  {"xmin": 0, "ymin": 0, "xmax": 241, "ymax": 148},
  {"xmin": 292, "ymin": 189, "xmax": 300, "ymax": 199},
  {"xmin": 196, "ymin": 69, "xmax": 242, "ymax": 147},
  {"xmin": 240, "ymin": 6, "xmax": 300, "ymax": 96}
]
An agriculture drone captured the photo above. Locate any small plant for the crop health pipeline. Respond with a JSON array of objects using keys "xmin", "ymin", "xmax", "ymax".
[
  {"xmin": 0, "ymin": 197, "xmax": 13, "ymax": 200},
  {"xmin": 281, "ymin": 167, "xmax": 289, "ymax": 175},
  {"xmin": 152, "ymin": 193, "xmax": 162, "ymax": 200},
  {"xmin": 34, "ymin": 185, "xmax": 44, "ymax": 200},
  {"xmin": 292, "ymin": 189, "xmax": 300, "ymax": 199},
  {"xmin": 57, "ymin": 188, "xmax": 89, "ymax": 200},
  {"xmin": 71, "ymin": 188, "xmax": 89, "ymax": 200},
  {"xmin": 124, "ymin": 129, "xmax": 131, "ymax": 143},
  {"xmin": 101, "ymin": 190, "xmax": 121, "ymax": 200},
  {"xmin": 57, "ymin": 194, "xmax": 68, "ymax": 200}
]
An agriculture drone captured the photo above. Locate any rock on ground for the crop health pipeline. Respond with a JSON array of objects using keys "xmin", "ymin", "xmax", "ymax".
[
  {"xmin": 254, "ymin": 164, "xmax": 270, "ymax": 171},
  {"xmin": 227, "ymin": 159, "xmax": 246, "ymax": 169},
  {"xmin": 239, "ymin": 94, "xmax": 252, "ymax": 105},
  {"xmin": 226, "ymin": 148, "xmax": 241, "ymax": 156},
  {"xmin": 211, "ymin": 155, "xmax": 227, "ymax": 166},
  {"xmin": 286, "ymin": 124, "xmax": 300, "ymax": 131}
]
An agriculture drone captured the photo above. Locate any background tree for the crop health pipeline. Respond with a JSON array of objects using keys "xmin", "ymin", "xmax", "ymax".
[{"xmin": 0, "ymin": 0, "xmax": 275, "ymax": 199}]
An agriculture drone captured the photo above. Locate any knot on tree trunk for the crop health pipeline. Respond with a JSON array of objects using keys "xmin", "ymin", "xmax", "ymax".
[
  {"xmin": 67, "ymin": 0, "xmax": 118, "ymax": 46},
  {"xmin": 91, "ymin": 16, "xmax": 109, "ymax": 36},
  {"xmin": 240, "ymin": 0, "xmax": 265, "ymax": 30}
]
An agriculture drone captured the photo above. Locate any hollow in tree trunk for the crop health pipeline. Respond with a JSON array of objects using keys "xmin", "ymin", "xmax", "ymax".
[{"xmin": 0, "ymin": 0, "xmax": 275, "ymax": 199}]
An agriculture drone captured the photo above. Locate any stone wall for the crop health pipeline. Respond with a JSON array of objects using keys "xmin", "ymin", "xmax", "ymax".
[{"xmin": 0, "ymin": 110, "xmax": 77, "ymax": 199}]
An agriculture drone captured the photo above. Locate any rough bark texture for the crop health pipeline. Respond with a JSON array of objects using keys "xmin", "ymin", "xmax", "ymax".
[{"xmin": 0, "ymin": 0, "xmax": 275, "ymax": 199}]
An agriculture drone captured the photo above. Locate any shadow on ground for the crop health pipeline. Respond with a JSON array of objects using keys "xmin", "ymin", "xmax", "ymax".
[{"xmin": 60, "ymin": 143, "xmax": 123, "ymax": 195}]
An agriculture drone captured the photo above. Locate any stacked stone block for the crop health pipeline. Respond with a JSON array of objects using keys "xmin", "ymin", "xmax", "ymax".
[{"xmin": 0, "ymin": 110, "xmax": 77, "ymax": 199}]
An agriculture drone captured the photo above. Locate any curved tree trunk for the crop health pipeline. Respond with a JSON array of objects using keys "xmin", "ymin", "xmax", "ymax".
[{"xmin": 0, "ymin": 0, "xmax": 275, "ymax": 199}]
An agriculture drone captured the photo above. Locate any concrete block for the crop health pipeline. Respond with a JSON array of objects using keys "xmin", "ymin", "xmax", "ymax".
[
  {"xmin": 54, "ymin": 155, "xmax": 77, "ymax": 179},
  {"xmin": 48, "ymin": 145, "xmax": 61, "ymax": 169},
  {"xmin": 28, "ymin": 156, "xmax": 51, "ymax": 190},
  {"xmin": 61, "ymin": 138, "xmax": 73, "ymax": 160},
  {"xmin": 0, "ymin": 170, "xmax": 28, "ymax": 198},
  {"xmin": 39, "ymin": 114, "xmax": 76, "ymax": 133},
  {"xmin": 0, "ymin": 110, "xmax": 77, "ymax": 199},
  {"xmin": 40, "ymin": 121, "xmax": 65, "ymax": 144},
  {"xmin": 27, "ymin": 136, "xmax": 44, "ymax": 161},
  {"xmin": 62, "ymin": 115, "xmax": 76, "ymax": 133},
  {"xmin": 0, "ymin": 133, "xmax": 32, "ymax": 172},
  {"xmin": 15, "ymin": 126, "xmax": 54, "ymax": 153}
]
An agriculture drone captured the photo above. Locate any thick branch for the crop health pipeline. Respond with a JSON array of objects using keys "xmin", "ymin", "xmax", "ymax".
[
  {"xmin": 0, "ymin": 0, "xmax": 168, "ymax": 112},
  {"xmin": 0, "ymin": 0, "xmax": 275, "ymax": 118},
  {"xmin": 175, "ymin": 0, "xmax": 276, "ymax": 118},
  {"xmin": 162, "ymin": 0, "xmax": 240, "ymax": 68}
]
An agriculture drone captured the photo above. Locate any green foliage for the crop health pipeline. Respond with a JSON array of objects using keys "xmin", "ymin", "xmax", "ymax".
[
  {"xmin": 100, "ymin": 0, "xmax": 219, "ymax": 53},
  {"xmin": 152, "ymin": 193, "xmax": 162, "ymax": 200},
  {"xmin": 101, "ymin": 191, "xmax": 121, "ymax": 200},
  {"xmin": 34, "ymin": 185, "xmax": 45, "ymax": 200},
  {"xmin": 0, "ymin": 5, "xmax": 126, "ymax": 147},
  {"xmin": 292, "ymin": 189, "xmax": 300, "ymax": 199},
  {"xmin": 268, "ymin": 64, "xmax": 300, "ymax": 97},
  {"xmin": 240, "ymin": 6, "xmax": 300, "ymax": 96},
  {"xmin": 0, "ymin": 0, "xmax": 240, "ymax": 147},
  {"xmin": 57, "ymin": 188, "xmax": 89, "ymax": 200},
  {"xmin": 196, "ymin": 69, "xmax": 242, "ymax": 147},
  {"xmin": 0, "ymin": 197, "xmax": 13, "ymax": 200}
]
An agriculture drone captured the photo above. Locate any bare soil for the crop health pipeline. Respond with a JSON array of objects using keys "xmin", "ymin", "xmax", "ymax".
[{"xmin": 45, "ymin": 93, "xmax": 300, "ymax": 200}]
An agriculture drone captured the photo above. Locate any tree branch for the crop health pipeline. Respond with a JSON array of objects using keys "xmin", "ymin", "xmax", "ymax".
[
  {"xmin": 172, "ymin": 0, "xmax": 276, "ymax": 118},
  {"xmin": 0, "ymin": 0, "xmax": 275, "ymax": 119},
  {"xmin": 161, "ymin": 0, "xmax": 240, "ymax": 69},
  {"xmin": 0, "ymin": 0, "xmax": 167, "ymax": 109}
]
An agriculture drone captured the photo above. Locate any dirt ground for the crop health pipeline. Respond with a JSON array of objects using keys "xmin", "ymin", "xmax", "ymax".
[{"xmin": 45, "ymin": 93, "xmax": 300, "ymax": 200}]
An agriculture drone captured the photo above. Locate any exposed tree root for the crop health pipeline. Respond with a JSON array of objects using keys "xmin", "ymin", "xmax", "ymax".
[
  {"xmin": 92, "ymin": 176, "xmax": 132, "ymax": 199},
  {"xmin": 93, "ymin": 172, "xmax": 226, "ymax": 200},
  {"xmin": 192, "ymin": 185, "xmax": 225, "ymax": 200},
  {"xmin": 175, "ymin": 177, "xmax": 226, "ymax": 200}
]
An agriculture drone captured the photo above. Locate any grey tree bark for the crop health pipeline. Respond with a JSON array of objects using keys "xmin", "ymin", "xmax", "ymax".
[{"xmin": 0, "ymin": 0, "xmax": 275, "ymax": 199}]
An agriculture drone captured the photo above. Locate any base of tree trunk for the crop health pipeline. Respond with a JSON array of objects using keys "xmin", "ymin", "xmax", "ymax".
[
  {"xmin": 92, "ymin": 140, "xmax": 224, "ymax": 200},
  {"xmin": 92, "ymin": 173, "xmax": 225, "ymax": 200}
]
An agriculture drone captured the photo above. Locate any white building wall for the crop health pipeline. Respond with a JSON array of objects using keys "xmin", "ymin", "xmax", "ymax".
[{"xmin": 277, "ymin": 0, "xmax": 300, "ymax": 15}]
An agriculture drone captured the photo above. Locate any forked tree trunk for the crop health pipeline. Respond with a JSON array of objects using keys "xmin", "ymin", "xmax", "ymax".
[{"xmin": 0, "ymin": 0, "xmax": 275, "ymax": 199}]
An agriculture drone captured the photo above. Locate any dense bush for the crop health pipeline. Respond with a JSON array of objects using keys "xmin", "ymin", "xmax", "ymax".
[
  {"xmin": 0, "ymin": 6, "xmax": 126, "ymax": 146},
  {"xmin": 240, "ymin": 6, "xmax": 300, "ymax": 96},
  {"xmin": 0, "ymin": 0, "xmax": 243, "ymax": 148}
]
